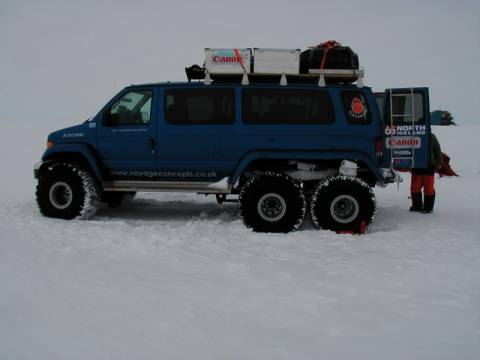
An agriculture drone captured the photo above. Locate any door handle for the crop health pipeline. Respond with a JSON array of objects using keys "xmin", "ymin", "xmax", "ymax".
[{"xmin": 149, "ymin": 138, "xmax": 156, "ymax": 153}]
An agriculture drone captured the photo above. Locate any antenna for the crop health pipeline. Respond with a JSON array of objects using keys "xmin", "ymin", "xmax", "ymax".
[{"xmin": 280, "ymin": 73, "xmax": 287, "ymax": 86}]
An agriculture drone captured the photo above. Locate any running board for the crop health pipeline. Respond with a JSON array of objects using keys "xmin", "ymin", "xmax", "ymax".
[{"xmin": 102, "ymin": 177, "xmax": 231, "ymax": 194}]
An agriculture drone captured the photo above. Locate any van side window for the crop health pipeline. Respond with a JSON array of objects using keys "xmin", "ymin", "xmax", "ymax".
[
  {"xmin": 242, "ymin": 89, "xmax": 334, "ymax": 124},
  {"xmin": 164, "ymin": 88, "xmax": 235, "ymax": 124},
  {"xmin": 103, "ymin": 90, "xmax": 152, "ymax": 126},
  {"xmin": 341, "ymin": 91, "xmax": 372, "ymax": 125}
]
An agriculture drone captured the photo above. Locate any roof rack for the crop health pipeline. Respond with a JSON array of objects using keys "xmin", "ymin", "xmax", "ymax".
[
  {"xmin": 186, "ymin": 46, "xmax": 364, "ymax": 87},
  {"xmin": 199, "ymin": 68, "xmax": 364, "ymax": 88}
]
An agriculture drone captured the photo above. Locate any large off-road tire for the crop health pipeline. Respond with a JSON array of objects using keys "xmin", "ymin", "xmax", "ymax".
[
  {"xmin": 36, "ymin": 163, "xmax": 100, "ymax": 219},
  {"xmin": 310, "ymin": 176, "xmax": 376, "ymax": 233},
  {"xmin": 239, "ymin": 172, "xmax": 306, "ymax": 233},
  {"xmin": 101, "ymin": 191, "xmax": 136, "ymax": 208}
]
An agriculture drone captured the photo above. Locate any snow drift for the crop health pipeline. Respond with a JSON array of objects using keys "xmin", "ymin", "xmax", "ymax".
[{"xmin": 0, "ymin": 121, "xmax": 479, "ymax": 360}]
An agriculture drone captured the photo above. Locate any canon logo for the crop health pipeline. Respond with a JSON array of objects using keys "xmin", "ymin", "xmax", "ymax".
[
  {"xmin": 386, "ymin": 137, "xmax": 421, "ymax": 149},
  {"xmin": 212, "ymin": 55, "xmax": 240, "ymax": 63}
]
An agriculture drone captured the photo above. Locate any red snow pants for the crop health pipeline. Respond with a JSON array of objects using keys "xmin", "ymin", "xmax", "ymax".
[{"xmin": 411, "ymin": 174, "xmax": 435, "ymax": 196}]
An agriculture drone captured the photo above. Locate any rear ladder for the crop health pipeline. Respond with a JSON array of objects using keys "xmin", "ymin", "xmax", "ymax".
[{"xmin": 389, "ymin": 88, "xmax": 416, "ymax": 168}]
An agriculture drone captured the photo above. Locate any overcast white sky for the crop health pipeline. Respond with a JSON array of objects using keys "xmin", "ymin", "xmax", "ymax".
[{"xmin": 1, "ymin": 0, "xmax": 479, "ymax": 124}]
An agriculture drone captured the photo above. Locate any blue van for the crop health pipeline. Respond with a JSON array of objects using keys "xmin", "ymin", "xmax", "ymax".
[{"xmin": 34, "ymin": 79, "xmax": 431, "ymax": 233}]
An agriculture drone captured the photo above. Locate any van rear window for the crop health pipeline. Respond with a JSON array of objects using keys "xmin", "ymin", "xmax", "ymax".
[
  {"xmin": 164, "ymin": 88, "xmax": 234, "ymax": 125},
  {"xmin": 385, "ymin": 92, "xmax": 425, "ymax": 125},
  {"xmin": 242, "ymin": 88, "xmax": 334, "ymax": 124}
]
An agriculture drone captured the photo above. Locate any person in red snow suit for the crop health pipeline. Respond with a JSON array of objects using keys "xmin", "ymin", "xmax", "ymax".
[{"xmin": 410, "ymin": 133, "xmax": 443, "ymax": 213}]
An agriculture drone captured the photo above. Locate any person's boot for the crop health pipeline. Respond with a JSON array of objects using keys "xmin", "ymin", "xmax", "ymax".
[
  {"xmin": 409, "ymin": 192, "xmax": 423, "ymax": 212},
  {"xmin": 422, "ymin": 194, "xmax": 435, "ymax": 213}
]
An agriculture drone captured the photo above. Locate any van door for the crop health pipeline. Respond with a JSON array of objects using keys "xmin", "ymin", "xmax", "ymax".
[
  {"xmin": 381, "ymin": 88, "xmax": 431, "ymax": 170},
  {"xmin": 97, "ymin": 88, "xmax": 157, "ymax": 179},
  {"xmin": 157, "ymin": 86, "xmax": 237, "ymax": 183}
]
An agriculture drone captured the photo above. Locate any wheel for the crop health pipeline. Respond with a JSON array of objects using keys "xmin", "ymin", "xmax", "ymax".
[
  {"xmin": 239, "ymin": 172, "xmax": 306, "ymax": 233},
  {"xmin": 101, "ymin": 191, "xmax": 136, "ymax": 208},
  {"xmin": 310, "ymin": 176, "xmax": 376, "ymax": 233},
  {"xmin": 36, "ymin": 163, "xmax": 100, "ymax": 219}
]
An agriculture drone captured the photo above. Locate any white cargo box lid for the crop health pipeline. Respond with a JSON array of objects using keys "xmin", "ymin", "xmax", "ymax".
[
  {"xmin": 205, "ymin": 48, "xmax": 251, "ymax": 74},
  {"xmin": 253, "ymin": 48, "xmax": 300, "ymax": 74}
]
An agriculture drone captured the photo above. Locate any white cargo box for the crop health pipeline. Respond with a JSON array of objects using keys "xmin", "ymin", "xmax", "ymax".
[
  {"xmin": 204, "ymin": 48, "xmax": 252, "ymax": 74},
  {"xmin": 253, "ymin": 48, "xmax": 300, "ymax": 74}
]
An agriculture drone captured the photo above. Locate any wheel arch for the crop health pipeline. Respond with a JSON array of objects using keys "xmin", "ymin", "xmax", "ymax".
[
  {"xmin": 39, "ymin": 144, "xmax": 105, "ymax": 182},
  {"xmin": 229, "ymin": 150, "xmax": 383, "ymax": 187}
]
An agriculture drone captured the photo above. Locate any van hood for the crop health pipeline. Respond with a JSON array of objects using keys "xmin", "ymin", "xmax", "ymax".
[{"xmin": 48, "ymin": 122, "xmax": 93, "ymax": 143}]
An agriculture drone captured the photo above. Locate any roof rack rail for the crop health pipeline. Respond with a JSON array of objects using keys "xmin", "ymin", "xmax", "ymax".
[
  {"xmin": 201, "ymin": 68, "xmax": 364, "ymax": 88},
  {"xmin": 308, "ymin": 68, "xmax": 364, "ymax": 88},
  {"xmin": 187, "ymin": 64, "xmax": 365, "ymax": 87}
]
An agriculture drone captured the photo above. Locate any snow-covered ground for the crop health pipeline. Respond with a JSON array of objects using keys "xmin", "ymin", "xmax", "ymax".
[{"xmin": 0, "ymin": 121, "xmax": 479, "ymax": 360}]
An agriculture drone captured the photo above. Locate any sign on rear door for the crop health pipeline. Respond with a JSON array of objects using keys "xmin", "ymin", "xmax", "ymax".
[{"xmin": 380, "ymin": 88, "xmax": 431, "ymax": 170}]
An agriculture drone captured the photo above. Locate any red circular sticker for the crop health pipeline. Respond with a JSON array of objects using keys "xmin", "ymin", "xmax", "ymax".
[{"xmin": 351, "ymin": 97, "xmax": 364, "ymax": 115}]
